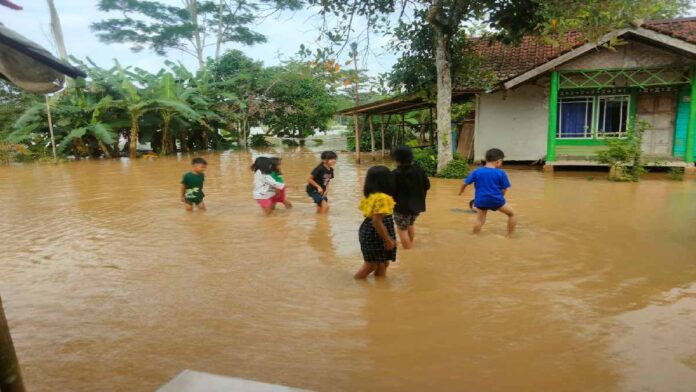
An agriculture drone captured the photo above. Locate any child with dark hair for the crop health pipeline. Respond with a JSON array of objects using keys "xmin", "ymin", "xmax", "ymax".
[
  {"xmin": 252, "ymin": 156, "xmax": 286, "ymax": 216},
  {"xmin": 459, "ymin": 148, "xmax": 517, "ymax": 237},
  {"xmin": 391, "ymin": 145, "xmax": 430, "ymax": 249},
  {"xmin": 306, "ymin": 150, "xmax": 337, "ymax": 214},
  {"xmin": 354, "ymin": 165, "xmax": 397, "ymax": 280},
  {"xmin": 181, "ymin": 157, "xmax": 207, "ymax": 211},
  {"xmin": 270, "ymin": 157, "xmax": 293, "ymax": 209}
]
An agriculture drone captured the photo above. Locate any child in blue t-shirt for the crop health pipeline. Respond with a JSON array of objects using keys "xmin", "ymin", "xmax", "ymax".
[{"xmin": 459, "ymin": 148, "xmax": 517, "ymax": 237}]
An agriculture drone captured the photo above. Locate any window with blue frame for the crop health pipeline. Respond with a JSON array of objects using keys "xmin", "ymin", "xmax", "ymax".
[
  {"xmin": 557, "ymin": 95, "xmax": 631, "ymax": 139},
  {"xmin": 557, "ymin": 97, "xmax": 593, "ymax": 138}
]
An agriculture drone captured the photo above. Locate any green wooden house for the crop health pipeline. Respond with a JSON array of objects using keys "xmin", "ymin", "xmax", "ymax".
[{"xmin": 471, "ymin": 17, "xmax": 696, "ymax": 169}]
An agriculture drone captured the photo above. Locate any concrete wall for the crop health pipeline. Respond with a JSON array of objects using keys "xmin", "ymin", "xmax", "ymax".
[
  {"xmin": 475, "ymin": 83, "xmax": 548, "ymax": 161},
  {"xmin": 558, "ymin": 39, "xmax": 690, "ymax": 70}
]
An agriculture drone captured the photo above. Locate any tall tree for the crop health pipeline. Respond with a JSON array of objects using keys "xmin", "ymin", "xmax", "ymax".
[{"xmin": 91, "ymin": 0, "xmax": 301, "ymax": 69}]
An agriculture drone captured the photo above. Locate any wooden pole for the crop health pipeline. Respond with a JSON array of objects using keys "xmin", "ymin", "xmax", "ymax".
[
  {"xmin": 0, "ymin": 297, "xmax": 25, "ymax": 392},
  {"xmin": 429, "ymin": 106, "xmax": 435, "ymax": 146},
  {"xmin": 45, "ymin": 95, "xmax": 57, "ymax": 163},
  {"xmin": 369, "ymin": 115, "xmax": 376, "ymax": 161},
  {"xmin": 380, "ymin": 114, "xmax": 385, "ymax": 159},
  {"xmin": 353, "ymin": 114, "xmax": 361, "ymax": 164}
]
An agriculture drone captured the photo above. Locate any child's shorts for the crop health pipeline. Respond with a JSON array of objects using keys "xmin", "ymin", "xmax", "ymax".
[
  {"xmin": 477, "ymin": 203, "xmax": 504, "ymax": 211},
  {"xmin": 308, "ymin": 191, "xmax": 328, "ymax": 206},
  {"xmin": 185, "ymin": 198, "xmax": 203, "ymax": 206},
  {"xmin": 271, "ymin": 188, "xmax": 286, "ymax": 204},
  {"xmin": 393, "ymin": 211, "xmax": 419, "ymax": 230},
  {"xmin": 255, "ymin": 198, "xmax": 275, "ymax": 208}
]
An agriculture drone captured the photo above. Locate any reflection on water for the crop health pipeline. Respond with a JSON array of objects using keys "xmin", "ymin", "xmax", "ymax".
[{"xmin": 1, "ymin": 152, "xmax": 695, "ymax": 392}]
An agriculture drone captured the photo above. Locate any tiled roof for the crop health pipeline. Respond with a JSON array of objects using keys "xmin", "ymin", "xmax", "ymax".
[
  {"xmin": 643, "ymin": 17, "xmax": 696, "ymax": 44},
  {"xmin": 471, "ymin": 17, "xmax": 696, "ymax": 84}
]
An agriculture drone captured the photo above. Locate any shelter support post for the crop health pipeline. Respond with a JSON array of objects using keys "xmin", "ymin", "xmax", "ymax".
[
  {"xmin": 0, "ymin": 296, "xmax": 25, "ymax": 392},
  {"xmin": 45, "ymin": 95, "xmax": 57, "ymax": 163},
  {"xmin": 380, "ymin": 114, "xmax": 385, "ymax": 159},
  {"xmin": 369, "ymin": 115, "xmax": 376, "ymax": 161},
  {"xmin": 353, "ymin": 114, "xmax": 361, "ymax": 164}
]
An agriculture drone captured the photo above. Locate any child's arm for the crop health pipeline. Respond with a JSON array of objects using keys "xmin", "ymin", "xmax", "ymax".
[
  {"xmin": 306, "ymin": 174, "xmax": 323, "ymax": 194},
  {"xmin": 265, "ymin": 175, "xmax": 285, "ymax": 190},
  {"xmin": 458, "ymin": 183, "xmax": 468, "ymax": 195},
  {"xmin": 180, "ymin": 184, "xmax": 186, "ymax": 202},
  {"xmin": 372, "ymin": 213, "xmax": 396, "ymax": 250}
]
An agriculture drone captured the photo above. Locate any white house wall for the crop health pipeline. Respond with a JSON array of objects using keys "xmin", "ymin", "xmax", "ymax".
[{"xmin": 476, "ymin": 83, "xmax": 548, "ymax": 161}]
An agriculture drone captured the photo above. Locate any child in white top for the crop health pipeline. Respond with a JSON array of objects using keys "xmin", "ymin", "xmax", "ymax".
[{"xmin": 251, "ymin": 156, "xmax": 285, "ymax": 216}]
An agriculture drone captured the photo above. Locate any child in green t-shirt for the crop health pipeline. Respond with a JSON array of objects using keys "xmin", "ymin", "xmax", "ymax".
[
  {"xmin": 270, "ymin": 157, "xmax": 292, "ymax": 209},
  {"xmin": 181, "ymin": 157, "xmax": 207, "ymax": 211}
]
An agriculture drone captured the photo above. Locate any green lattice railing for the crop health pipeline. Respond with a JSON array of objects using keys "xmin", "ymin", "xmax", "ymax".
[{"xmin": 559, "ymin": 66, "xmax": 691, "ymax": 89}]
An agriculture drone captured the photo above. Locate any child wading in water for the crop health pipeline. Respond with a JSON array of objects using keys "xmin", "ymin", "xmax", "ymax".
[
  {"xmin": 181, "ymin": 157, "xmax": 207, "ymax": 211},
  {"xmin": 306, "ymin": 151, "xmax": 337, "ymax": 214},
  {"xmin": 391, "ymin": 146, "xmax": 430, "ymax": 249},
  {"xmin": 252, "ymin": 156, "xmax": 286, "ymax": 216},
  {"xmin": 270, "ymin": 157, "xmax": 293, "ymax": 209},
  {"xmin": 459, "ymin": 148, "xmax": 517, "ymax": 237},
  {"xmin": 355, "ymin": 166, "xmax": 397, "ymax": 280}
]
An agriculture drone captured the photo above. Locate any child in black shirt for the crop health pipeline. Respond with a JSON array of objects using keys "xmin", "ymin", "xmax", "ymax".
[
  {"xmin": 306, "ymin": 151, "xmax": 337, "ymax": 213},
  {"xmin": 391, "ymin": 146, "xmax": 430, "ymax": 249}
]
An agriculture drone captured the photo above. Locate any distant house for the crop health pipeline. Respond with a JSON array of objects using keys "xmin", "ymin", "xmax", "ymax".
[
  {"xmin": 471, "ymin": 17, "xmax": 696, "ymax": 169},
  {"xmin": 338, "ymin": 17, "xmax": 696, "ymax": 169}
]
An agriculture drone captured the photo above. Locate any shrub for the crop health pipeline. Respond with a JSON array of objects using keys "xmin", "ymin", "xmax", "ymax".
[
  {"xmin": 668, "ymin": 167, "xmax": 684, "ymax": 181},
  {"xmin": 412, "ymin": 147, "xmax": 437, "ymax": 176},
  {"xmin": 313, "ymin": 138, "xmax": 324, "ymax": 147},
  {"xmin": 436, "ymin": 154, "xmax": 470, "ymax": 179},
  {"xmin": 597, "ymin": 120, "xmax": 647, "ymax": 182},
  {"xmin": 281, "ymin": 138, "xmax": 300, "ymax": 147},
  {"xmin": 249, "ymin": 134, "xmax": 271, "ymax": 147}
]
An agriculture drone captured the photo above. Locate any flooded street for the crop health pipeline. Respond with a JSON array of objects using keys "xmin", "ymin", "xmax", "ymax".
[{"xmin": 1, "ymin": 151, "xmax": 696, "ymax": 392}]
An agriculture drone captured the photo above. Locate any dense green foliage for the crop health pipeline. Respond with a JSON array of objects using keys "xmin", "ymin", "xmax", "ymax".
[
  {"xmin": 436, "ymin": 154, "xmax": 470, "ymax": 179},
  {"xmin": 413, "ymin": 147, "xmax": 437, "ymax": 176},
  {"xmin": 1, "ymin": 51, "xmax": 339, "ymax": 160}
]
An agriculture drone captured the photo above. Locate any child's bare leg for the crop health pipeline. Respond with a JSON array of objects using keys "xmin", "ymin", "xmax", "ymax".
[
  {"xmin": 197, "ymin": 201, "xmax": 207, "ymax": 211},
  {"xmin": 262, "ymin": 206, "xmax": 274, "ymax": 216},
  {"xmin": 473, "ymin": 209, "xmax": 487, "ymax": 234},
  {"xmin": 498, "ymin": 204, "xmax": 517, "ymax": 237},
  {"xmin": 407, "ymin": 225, "xmax": 415, "ymax": 244},
  {"xmin": 354, "ymin": 263, "xmax": 377, "ymax": 279},
  {"xmin": 185, "ymin": 203, "xmax": 193, "ymax": 212},
  {"xmin": 375, "ymin": 262, "xmax": 389, "ymax": 277},
  {"xmin": 283, "ymin": 200, "xmax": 293, "ymax": 209},
  {"xmin": 397, "ymin": 229, "xmax": 412, "ymax": 249},
  {"xmin": 319, "ymin": 200, "xmax": 330, "ymax": 214}
]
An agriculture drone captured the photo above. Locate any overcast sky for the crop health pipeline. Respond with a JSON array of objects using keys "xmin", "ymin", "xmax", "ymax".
[{"xmin": 2, "ymin": 0, "xmax": 397, "ymax": 76}]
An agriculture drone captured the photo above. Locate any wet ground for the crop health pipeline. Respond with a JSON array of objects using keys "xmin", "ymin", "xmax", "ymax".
[{"xmin": 1, "ymin": 151, "xmax": 695, "ymax": 391}]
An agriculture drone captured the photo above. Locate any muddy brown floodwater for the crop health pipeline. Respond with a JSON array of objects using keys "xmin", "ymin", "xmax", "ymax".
[{"xmin": 1, "ymin": 151, "xmax": 696, "ymax": 392}]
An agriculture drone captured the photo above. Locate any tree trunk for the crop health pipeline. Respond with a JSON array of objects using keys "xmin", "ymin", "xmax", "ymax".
[
  {"xmin": 215, "ymin": 0, "xmax": 224, "ymax": 61},
  {"xmin": 162, "ymin": 115, "xmax": 172, "ymax": 155},
  {"xmin": 187, "ymin": 0, "xmax": 205, "ymax": 69},
  {"xmin": 46, "ymin": 0, "xmax": 68, "ymax": 61},
  {"xmin": 434, "ymin": 31, "xmax": 453, "ymax": 172},
  {"xmin": 98, "ymin": 140, "xmax": 111, "ymax": 158},
  {"xmin": 0, "ymin": 296, "xmax": 25, "ymax": 392},
  {"xmin": 180, "ymin": 130, "xmax": 189, "ymax": 153},
  {"xmin": 129, "ymin": 114, "xmax": 139, "ymax": 159}
]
